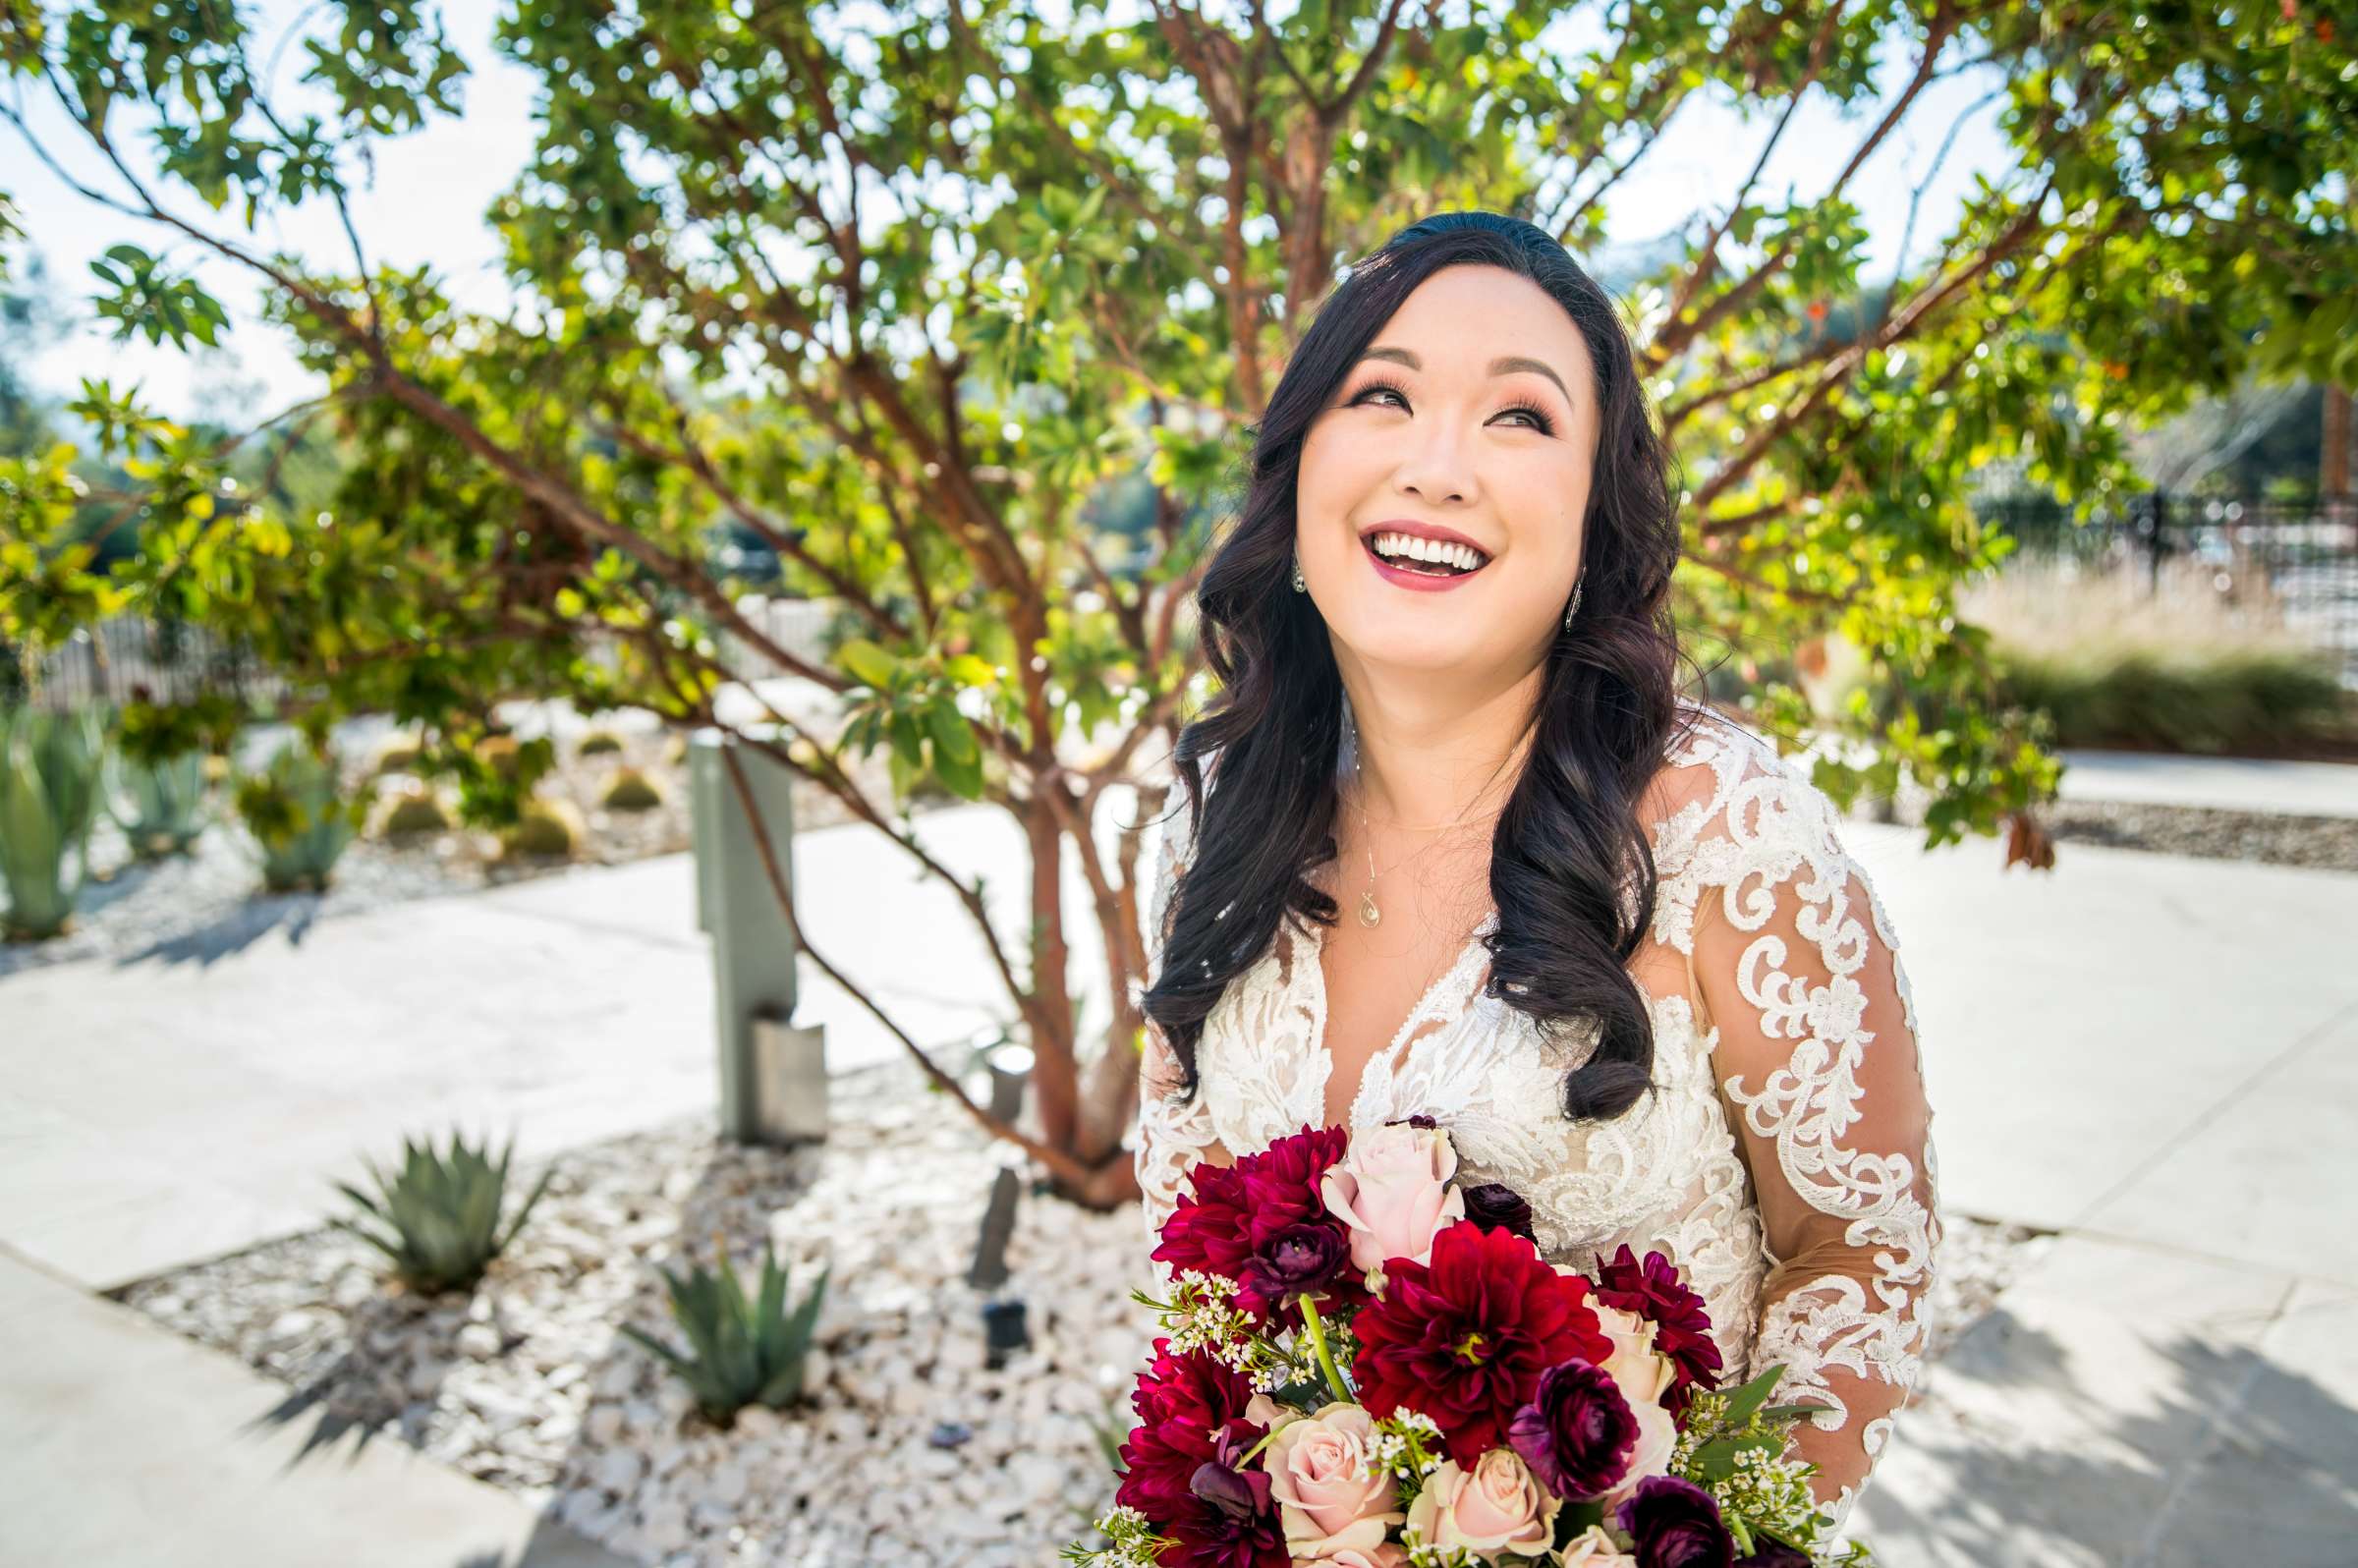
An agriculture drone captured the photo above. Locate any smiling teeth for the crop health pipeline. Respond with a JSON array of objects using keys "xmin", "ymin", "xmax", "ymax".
[{"xmin": 1371, "ymin": 532, "xmax": 1487, "ymax": 571}]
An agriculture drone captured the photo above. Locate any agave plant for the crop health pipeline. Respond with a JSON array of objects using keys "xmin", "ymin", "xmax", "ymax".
[
  {"xmin": 621, "ymin": 1241, "xmax": 831, "ymax": 1425},
  {"xmin": 0, "ymin": 705, "xmax": 106, "ymax": 940},
  {"xmin": 109, "ymin": 749, "xmax": 209, "ymax": 860},
  {"xmin": 328, "ymin": 1130, "xmax": 555, "ymax": 1296},
  {"xmin": 235, "ymin": 740, "xmax": 371, "ymax": 893}
]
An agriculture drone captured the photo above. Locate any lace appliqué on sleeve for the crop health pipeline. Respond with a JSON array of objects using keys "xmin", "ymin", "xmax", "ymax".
[{"xmin": 1672, "ymin": 718, "xmax": 1941, "ymax": 1536}]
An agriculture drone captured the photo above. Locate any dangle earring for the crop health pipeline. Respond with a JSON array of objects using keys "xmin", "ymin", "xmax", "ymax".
[
  {"xmin": 1561, "ymin": 574, "xmax": 1585, "ymax": 631},
  {"xmin": 1291, "ymin": 553, "xmax": 1308, "ymax": 592}
]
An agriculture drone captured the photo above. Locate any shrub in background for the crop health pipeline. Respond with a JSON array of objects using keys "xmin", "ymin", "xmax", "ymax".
[
  {"xmin": 621, "ymin": 1242, "xmax": 830, "ymax": 1426},
  {"xmin": 599, "ymin": 767, "xmax": 663, "ymax": 812},
  {"xmin": 576, "ymin": 728, "xmax": 624, "ymax": 758},
  {"xmin": 235, "ymin": 740, "xmax": 372, "ymax": 893},
  {"xmin": 0, "ymin": 706, "xmax": 105, "ymax": 940},
  {"xmin": 328, "ymin": 1130, "xmax": 556, "ymax": 1296},
  {"xmin": 1963, "ymin": 559, "xmax": 2351, "ymax": 754}
]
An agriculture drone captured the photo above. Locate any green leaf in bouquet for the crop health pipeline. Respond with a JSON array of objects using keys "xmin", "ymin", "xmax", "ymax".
[{"xmin": 1717, "ymin": 1363, "xmax": 1785, "ymax": 1429}]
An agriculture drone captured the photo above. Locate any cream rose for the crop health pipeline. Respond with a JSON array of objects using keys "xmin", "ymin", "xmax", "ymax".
[
  {"xmin": 1403, "ymin": 1448, "xmax": 1558, "ymax": 1561},
  {"xmin": 1320, "ymin": 1122, "xmax": 1467, "ymax": 1272},
  {"xmin": 1589, "ymin": 1301, "xmax": 1680, "ymax": 1505},
  {"xmin": 1262, "ymin": 1401, "xmax": 1404, "ymax": 1557},
  {"xmin": 1558, "ymin": 1524, "xmax": 1642, "ymax": 1566},
  {"xmin": 1592, "ymin": 1302, "xmax": 1675, "ymax": 1408}
]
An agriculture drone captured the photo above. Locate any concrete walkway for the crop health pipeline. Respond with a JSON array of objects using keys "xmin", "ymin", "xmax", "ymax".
[
  {"xmin": 0, "ymin": 1240, "xmax": 631, "ymax": 1567},
  {"xmin": 2057, "ymin": 747, "xmax": 2358, "ymax": 818},
  {"xmin": 4, "ymin": 798, "xmax": 2355, "ymax": 1562}
]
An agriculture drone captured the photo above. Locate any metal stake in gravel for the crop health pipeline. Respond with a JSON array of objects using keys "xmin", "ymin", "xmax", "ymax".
[{"xmin": 970, "ymin": 1040, "xmax": 1033, "ymax": 1293}]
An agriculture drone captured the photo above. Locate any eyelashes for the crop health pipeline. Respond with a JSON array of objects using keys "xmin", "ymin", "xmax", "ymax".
[{"xmin": 1346, "ymin": 374, "xmax": 1557, "ymax": 435}]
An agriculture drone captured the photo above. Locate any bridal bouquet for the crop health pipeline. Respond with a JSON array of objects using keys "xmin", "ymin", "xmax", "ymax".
[{"xmin": 1067, "ymin": 1121, "xmax": 1869, "ymax": 1568}]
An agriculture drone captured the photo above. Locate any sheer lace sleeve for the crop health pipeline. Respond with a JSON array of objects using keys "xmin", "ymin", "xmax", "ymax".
[
  {"xmin": 1135, "ymin": 776, "xmax": 1225, "ymax": 1255},
  {"xmin": 1665, "ymin": 720, "xmax": 1941, "ymax": 1533}
]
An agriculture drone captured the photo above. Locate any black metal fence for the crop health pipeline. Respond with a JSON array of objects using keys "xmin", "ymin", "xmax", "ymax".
[
  {"xmin": 1978, "ymin": 492, "xmax": 2358, "ymax": 685},
  {"xmin": 6, "ymin": 618, "xmax": 289, "ymax": 714}
]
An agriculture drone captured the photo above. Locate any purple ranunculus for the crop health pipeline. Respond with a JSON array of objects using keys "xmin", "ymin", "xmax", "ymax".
[
  {"xmin": 1173, "ymin": 1420, "xmax": 1288, "ymax": 1568},
  {"xmin": 1507, "ymin": 1357, "xmax": 1640, "ymax": 1501},
  {"xmin": 1242, "ymin": 1221, "xmax": 1351, "ymax": 1304},
  {"xmin": 1617, "ymin": 1475, "xmax": 1735, "ymax": 1568},
  {"xmin": 1461, "ymin": 1181, "xmax": 1538, "ymax": 1243},
  {"xmin": 1735, "ymin": 1540, "xmax": 1813, "ymax": 1567}
]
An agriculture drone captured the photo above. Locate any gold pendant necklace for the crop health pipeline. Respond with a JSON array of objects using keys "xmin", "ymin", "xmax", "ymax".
[{"xmin": 1347, "ymin": 709, "xmax": 1500, "ymax": 928}]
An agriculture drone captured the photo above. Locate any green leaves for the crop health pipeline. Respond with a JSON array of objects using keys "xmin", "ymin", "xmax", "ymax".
[{"xmin": 86, "ymin": 245, "xmax": 229, "ymax": 348}]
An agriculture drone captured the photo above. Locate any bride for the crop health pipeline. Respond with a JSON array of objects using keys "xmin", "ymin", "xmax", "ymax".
[{"xmin": 1133, "ymin": 211, "xmax": 1939, "ymax": 1543}]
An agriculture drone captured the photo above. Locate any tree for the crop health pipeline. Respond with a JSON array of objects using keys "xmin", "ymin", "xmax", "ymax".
[{"xmin": 2, "ymin": 0, "xmax": 2351, "ymax": 1203}]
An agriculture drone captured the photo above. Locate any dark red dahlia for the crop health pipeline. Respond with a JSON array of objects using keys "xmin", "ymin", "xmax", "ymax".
[
  {"xmin": 1350, "ymin": 1218, "xmax": 1613, "ymax": 1468},
  {"xmin": 1596, "ymin": 1244, "xmax": 1723, "ymax": 1417},
  {"xmin": 1115, "ymin": 1339, "xmax": 1264, "ymax": 1528},
  {"xmin": 1153, "ymin": 1125, "xmax": 1359, "ymax": 1322}
]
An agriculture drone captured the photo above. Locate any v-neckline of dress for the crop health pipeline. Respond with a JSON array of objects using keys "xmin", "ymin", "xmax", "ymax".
[{"xmin": 1291, "ymin": 903, "xmax": 1502, "ymax": 1129}]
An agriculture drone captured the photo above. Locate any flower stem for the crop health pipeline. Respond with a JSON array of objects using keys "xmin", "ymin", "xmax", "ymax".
[{"xmin": 1297, "ymin": 1295, "xmax": 1352, "ymax": 1405}]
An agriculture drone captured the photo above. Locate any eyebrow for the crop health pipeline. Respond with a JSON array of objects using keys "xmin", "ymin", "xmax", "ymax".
[{"xmin": 1357, "ymin": 346, "xmax": 1573, "ymax": 407}]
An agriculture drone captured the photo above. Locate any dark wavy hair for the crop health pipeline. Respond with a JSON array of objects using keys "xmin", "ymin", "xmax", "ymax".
[{"xmin": 1141, "ymin": 209, "xmax": 1701, "ymax": 1123}]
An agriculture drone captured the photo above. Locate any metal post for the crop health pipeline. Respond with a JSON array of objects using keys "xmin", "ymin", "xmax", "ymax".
[{"xmin": 688, "ymin": 725, "xmax": 824, "ymax": 1145}]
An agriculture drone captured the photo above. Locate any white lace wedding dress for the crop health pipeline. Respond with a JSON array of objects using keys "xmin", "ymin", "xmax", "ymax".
[{"xmin": 1132, "ymin": 700, "xmax": 1940, "ymax": 1535}]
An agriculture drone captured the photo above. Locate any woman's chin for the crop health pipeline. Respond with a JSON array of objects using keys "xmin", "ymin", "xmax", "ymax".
[{"xmin": 1332, "ymin": 616, "xmax": 1517, "ymax": 674}]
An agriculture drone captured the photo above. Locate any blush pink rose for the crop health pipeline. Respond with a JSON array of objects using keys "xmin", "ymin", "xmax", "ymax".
[
  {"xmin": 1262, "ymin": 1401, "xmax": 1405, "ymax": 1557},
  {"xmin": 1558, "ymin": 1523, "xmax": 1642, "ymax": 1566},
  {"xmin": 1404, "ymin": 1448, "xmax": 1559, "ymax": 1560},
  {"xmin": 1300, "ymin": 1547, "xmax": 1409, "ymax": 1568},
  {"xmin": 1320, "ymin": 1123, "xmax": 1467, "ymax": 1273}
]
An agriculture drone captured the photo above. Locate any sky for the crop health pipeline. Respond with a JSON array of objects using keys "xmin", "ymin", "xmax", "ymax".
[{"xmin": 4, "ymin": 0, "xmax": 2018, "ymax": 423}]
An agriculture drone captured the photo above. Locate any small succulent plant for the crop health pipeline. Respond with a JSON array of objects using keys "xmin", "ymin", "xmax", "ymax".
[
  {"xmin": 328, "ymin": 1130, "xmax": 555, "ymax": 1296},
  {"xmin": 599, "ymin": 766, "xmax": 663, "ymax": 812},
  {"xmin": 109, "ymin": 749, "xmax": 209, "ymax": 860},
  {"xmin": 235, "ymin": 740, "xmax": 370, "ymax": 893},
  {"xmin": 372, "ymin": 735, "xmax": 425, "ymax": 775},
  {"xmin": 0, "ymin": 706, "xmax": 105, "ymax": 940},
  {"xmin": 576, "ymin": 728, "xmax": 624, "ymax": 757},
  {"xmin": 621, "ymin": 1240, "xmax": 831, "ymax": 1425},
  {"xmin": 497, "ymin": 796, "xmax": 578, "ymax": 860},
  {"xmin": 378, "ymin": 788, "xmax": 451, "ymax": 838}
]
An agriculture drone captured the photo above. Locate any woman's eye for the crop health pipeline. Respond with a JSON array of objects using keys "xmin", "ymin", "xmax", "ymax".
[{"xmin": 1351, "ymin": 382, "xmax": 1554, "ymax": 434}]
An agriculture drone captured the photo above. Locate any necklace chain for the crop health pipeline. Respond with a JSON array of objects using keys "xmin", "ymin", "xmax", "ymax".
[{"xmin": 1346, "ymin": 708, "xmax": 1502, "ymax": 928}]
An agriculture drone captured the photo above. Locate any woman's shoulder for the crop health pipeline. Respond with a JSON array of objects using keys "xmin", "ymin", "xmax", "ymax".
[{"xmin": 1641, "ymin": 700, "xmax": 1797, "ymax": 835}]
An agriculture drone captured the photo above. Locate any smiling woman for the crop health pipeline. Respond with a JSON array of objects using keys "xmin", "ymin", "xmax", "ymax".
[
  {"xmin": 1134, "ymin": 211, "xmax": 1938, "ymax": 1546},
  {"xmin": 1298, "ymin": 268, "xmax": 1601, "ymax": 649}
]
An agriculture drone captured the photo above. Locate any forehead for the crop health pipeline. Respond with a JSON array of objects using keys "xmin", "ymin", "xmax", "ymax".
[{"xmin": 1362, "ymin": 264, "xmax": 1592, "ymax": 383}]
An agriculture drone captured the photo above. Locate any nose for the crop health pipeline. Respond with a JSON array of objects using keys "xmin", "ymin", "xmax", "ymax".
[{"xmin": 1390, "ymin": 418, "xmax": 1474, "ymax": 505}]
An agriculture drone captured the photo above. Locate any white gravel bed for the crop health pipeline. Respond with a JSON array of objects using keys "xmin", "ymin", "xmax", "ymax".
[
  {"xmin": 112, "ymin": 1058, "xmax": 1152, "ymax": 1567},
  {"xmin": 110, "ymin": 1056, "xmax": 2042, "ymax": 1567}
]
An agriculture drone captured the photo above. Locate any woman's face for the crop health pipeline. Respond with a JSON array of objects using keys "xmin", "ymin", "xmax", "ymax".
[{"xmin": 1294, "ymin": 263, "xmax": 1601, "ymax": 677}]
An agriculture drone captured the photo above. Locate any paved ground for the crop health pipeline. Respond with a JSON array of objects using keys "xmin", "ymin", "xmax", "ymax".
[{"xmin": 3, "ymin": 760, "xmax": 2354, "ymax": 1564}]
